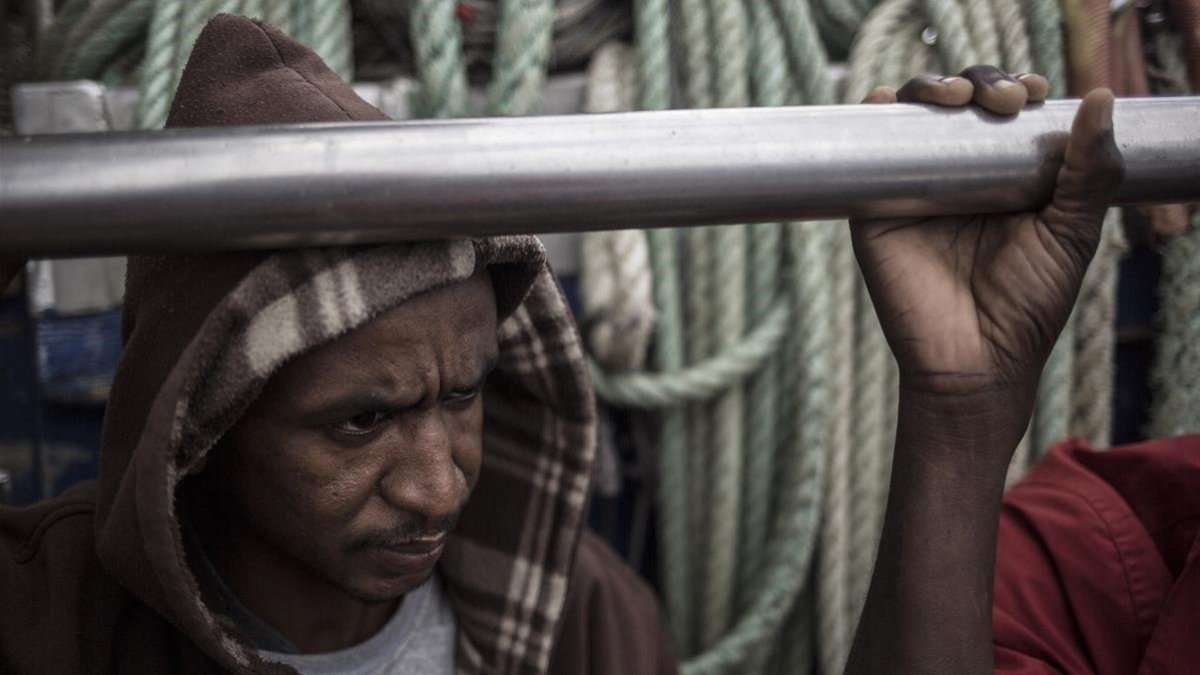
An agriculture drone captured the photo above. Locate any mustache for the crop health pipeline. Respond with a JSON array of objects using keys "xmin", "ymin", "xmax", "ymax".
[{"xmin": 351, "ymin": 511, "xmax": 462, "ymax": 550}]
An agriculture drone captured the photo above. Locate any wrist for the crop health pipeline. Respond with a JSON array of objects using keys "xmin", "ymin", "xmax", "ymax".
[{"xmin": 894, "ymin": 385, "xmax": 1033, "ymax": 473}]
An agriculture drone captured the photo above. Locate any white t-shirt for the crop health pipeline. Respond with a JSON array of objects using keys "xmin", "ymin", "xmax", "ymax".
[{"xmin": 258, "ymin": 575, "xmax": 457, "ymax": 675}]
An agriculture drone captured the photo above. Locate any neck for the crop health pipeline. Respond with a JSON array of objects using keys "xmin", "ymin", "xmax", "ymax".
[{"xmin": 191, "ymin": 501, "xmax": 398, "ymax": 653}]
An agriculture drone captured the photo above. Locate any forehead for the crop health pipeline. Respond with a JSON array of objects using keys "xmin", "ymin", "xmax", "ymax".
[{"xmin": 262, "ymin": 273, "xmax": 498, "ymax": 393}]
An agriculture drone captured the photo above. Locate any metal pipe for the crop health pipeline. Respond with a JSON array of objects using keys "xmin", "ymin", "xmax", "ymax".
[{"xmin": 1, "ymin": 97, "xmax": 1197, "ymax": 257}]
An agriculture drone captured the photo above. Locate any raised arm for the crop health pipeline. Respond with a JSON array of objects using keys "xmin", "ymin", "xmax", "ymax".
[{"xmin": 843, "ymin": 71, "xmax": 1124, "ymax": 675}]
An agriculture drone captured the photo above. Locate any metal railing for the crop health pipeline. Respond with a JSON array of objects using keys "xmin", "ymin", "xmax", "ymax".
[{"xmin": 2, "ymin": 97, "xmax": 1197, "ymax": 257}]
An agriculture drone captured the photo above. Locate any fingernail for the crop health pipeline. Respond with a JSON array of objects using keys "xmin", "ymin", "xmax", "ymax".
[
  {"xmin": 994, "ymin": 79, "xmax": 1019, "ymax": 91},
  {"xmin": 940, "ymin": 76, "xmax": 964, "ymax": 85}
]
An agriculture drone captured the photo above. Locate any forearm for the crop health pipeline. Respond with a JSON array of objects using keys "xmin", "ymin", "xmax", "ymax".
[{"xmin": 844, "ymin": 388, "xmax": 1026, "ymax": 675}]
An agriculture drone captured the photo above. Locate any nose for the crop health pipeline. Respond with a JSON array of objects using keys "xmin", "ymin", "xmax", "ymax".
[{"xmin": 377, "ymin": 410, "xmax": 465, "ymax": 524}]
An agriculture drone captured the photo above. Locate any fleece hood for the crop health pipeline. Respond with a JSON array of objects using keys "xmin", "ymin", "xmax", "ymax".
[{"xmin": 93, "ymin": 15, "xmax": 596, "ymax": 675}]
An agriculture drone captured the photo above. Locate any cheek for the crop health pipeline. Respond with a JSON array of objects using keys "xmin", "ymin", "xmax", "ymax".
[{"xmin": 229, "ymin": 430, "xmax": 380, "ymax": 531}]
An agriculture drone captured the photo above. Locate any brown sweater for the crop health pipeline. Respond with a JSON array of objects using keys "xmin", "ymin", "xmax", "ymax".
[{"xmin": 0, "ymin": 14, "xmax": 675, "ymax": 675}]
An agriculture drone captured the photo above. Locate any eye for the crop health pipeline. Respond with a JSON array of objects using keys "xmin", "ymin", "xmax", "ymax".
[
  {"xmin": 330, "ymin": 411, "xmax": 389, "ymax": 436},
  {"xmin": 444, "ymin": 386, "xmax": 482, "ymax": 410}
]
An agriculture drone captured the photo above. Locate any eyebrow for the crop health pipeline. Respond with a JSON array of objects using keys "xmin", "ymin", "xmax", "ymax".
[
  {"xmin": 302, "ymin": 355, "xmax": 499, "ymax": 421},
  {"xmin": 300, "ymin": 392, "xmax": 411, "ymax": 424}
]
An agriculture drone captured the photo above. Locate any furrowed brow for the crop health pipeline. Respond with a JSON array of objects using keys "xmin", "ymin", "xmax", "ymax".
[{"xmin": 301, "ymin": 392, "xmax": 411, "ymax": 422}]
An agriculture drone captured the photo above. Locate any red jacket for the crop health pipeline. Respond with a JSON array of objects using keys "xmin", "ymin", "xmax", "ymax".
[{"xmin": 994, "ymin": 435, "xmax": 1200, "ymax": 674}]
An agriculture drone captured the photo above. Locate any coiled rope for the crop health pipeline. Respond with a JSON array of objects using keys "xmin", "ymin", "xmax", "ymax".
[
  {"xmin": 578, "ymin": 45, "xmax": 654, "ymax": 379},
  {"xmin": 1070, "ymin": 210, "xmax": 1129, "ymax": 447},
  {"xmin": 700, "ymin": 0, "xmax": 751, "ymax": 649},
  {"xmin": 409, "ymin": 0, "xmax": 470, "ymax": 118},
  {"xmin": 583, "ymin": 0, "xmax": 834, "ymax": 670},
  {"xmin": 1149, "ymin": 216, "xmax": 1200, "ymax": 437},
  {"xmin": 488, "ymin": 0, "xmax": 554, "ymax": 115}
]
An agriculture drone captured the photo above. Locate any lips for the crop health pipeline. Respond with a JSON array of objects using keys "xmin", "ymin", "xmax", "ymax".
[{"xmin": 368, "ymin": 535, "xmax": 446, "ymax": 575}]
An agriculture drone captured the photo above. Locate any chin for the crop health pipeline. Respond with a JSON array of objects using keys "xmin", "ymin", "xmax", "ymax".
[{"xmin": 341, "ymin": 567, "xmax": 436, "ymax": 604}]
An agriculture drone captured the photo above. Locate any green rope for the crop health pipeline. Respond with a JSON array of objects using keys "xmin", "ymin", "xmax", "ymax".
[
  {"xmin": 992, "ymin": 0, "xmax": 1033, "ymax": 73},
  {"xmin": 409, "ymin": 0, "xmax": 470, "ymax": 118},
  {"xmin": 647, "ymin": 228, "xmax": 698, "ymax": 655},
  {"xmin": 679, "ymin": 0, "xmax": 713, "ymax": 108},
  {"xmin": 487, "ymin": 0, "xmax": 554, "ymax": 115},
  {"xmin": 678, "ymin": 222, "xmax": 830, "ymax": 675},
  {"xmin": 698, "ymin": 0, "xmax": 752, "ymax": 650},
  {"xmin": 813, "ymin": 0, "xmax": 871, "ymax": 54},
  {"xmin": 774, "ymin": 0, "xmax": 835, "ymax": 105},
  {"xmin": 60, "ymin": 0, "xmax": 154, "ymax": 81},
  {"xmin": 817, "ymin": 232, "xmax": 859, "ymax": 675},
  {"xmin": 920, "ymin": 0, "xmax": 981, "ymax": 70},
  {"xmin": 1069, "ymin": 210, "xmax": 1127, "ymax": 448},
  {"xmin": 137, "ymin": 0, "xmax": 184, "ymax": 129},
  {"xmin": 635, "ymin": 0, "xmax": 671, "ymax": 110},
  {"xmin": 590, "ymin": 301, "xmax": 790, "ymax": 409},
  {"xmin": 1023, "ymin": 0, "xmax": 1066, "ymax": 96},
  {"xmin": 843, "ymin": 0, "xmax": 915, "ymax": 102},
  {"xmin": 289, "ymin": 0, "xmax": 313, "ymax": 52},
  {"xmin": 736, "ymin": 1, "xmax": 788, "ymax": 636},
  {"xmin": 627, "ymin": 0, "xmax": 695, "ymax": 656},
  {"xmin": 963, "ymin": 0, "xmax": 1002, "ymax": 65},
  {"xmin": 773, "ymin": 585, "xmax": 816, "ymax": 675},
  {"xmin": 706, "ymin": 0, "xmax": 750, "ymax": 109},
  {"xmin": 308, "ymin": 0, "xmax": 353, "ymax": 82},
  {"xmin": 738, "ymin": 228, "xmax": 783, "ymax": 622},
  {"xmin": 683, "ymin": 220, "xmax": 714, "ymax": 652},
  {"xmin": 1149, "ymin": 218, "xmax": 1200, "ymax": 436}
]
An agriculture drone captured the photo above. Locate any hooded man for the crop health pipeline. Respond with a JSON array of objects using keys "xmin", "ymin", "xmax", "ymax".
[
  {"xmin": 0, "ymin": 11, "xmax": 1143, "ymax": 675},
  {"xmin": 0, "ymin": 14, "xmax": 674, "ymax": 675}
]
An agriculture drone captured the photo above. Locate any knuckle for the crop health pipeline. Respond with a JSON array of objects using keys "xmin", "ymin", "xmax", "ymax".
[
  {"xmin": 959, "ymin": 64, "xmax": 1013, "ymax": 86},
  {"xmin": 896, "ymin": 73, "xmax": 941, "ymax": 99}
]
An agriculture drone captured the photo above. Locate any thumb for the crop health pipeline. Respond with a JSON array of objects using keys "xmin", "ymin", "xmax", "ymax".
[{"xmin": 1041, "ymin": 88, "xmax": 1126, "ymax": 262}]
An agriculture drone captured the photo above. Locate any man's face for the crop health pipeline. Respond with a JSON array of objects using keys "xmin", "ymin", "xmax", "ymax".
[{"xmin": 211, "ymin": 273, "xmax": 498, "ymax": 603}]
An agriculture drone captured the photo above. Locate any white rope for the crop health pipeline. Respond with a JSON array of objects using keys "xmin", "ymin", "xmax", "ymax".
[
  {"xmin": 1070, "ymin": 209, "xmax": 1128, "ymax": 447},
  {"xmin": 1149, "ymin": 216, "xmax": 1200, "ymax": 437},
  {"xmin": 579, "ymin": 43, "xmax": 655, "ymax": 374}
]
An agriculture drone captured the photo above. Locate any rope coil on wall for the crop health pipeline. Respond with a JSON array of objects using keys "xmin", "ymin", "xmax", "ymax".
[{"xmin": 1150, "ymin": 214, "xmax": 1200, "ymax": 437}]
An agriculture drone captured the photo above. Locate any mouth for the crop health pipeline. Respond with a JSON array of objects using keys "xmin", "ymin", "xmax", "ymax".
[
  {"xmin": 368, "ymin": 535, "xmax": 447, "ymax": 575},
  {"xmin": 380, "ymin": 534, "xmax": 446, "ymax": 555}
]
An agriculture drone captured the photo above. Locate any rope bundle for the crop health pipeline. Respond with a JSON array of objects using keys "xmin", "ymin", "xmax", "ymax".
[
  {"xmin": 408, "ymin": 0, "xmax": 554, "ymax": 117},
  {"xmin": 581, "ymin": 1, "xmax": 840, "ymax": 672},
  {"xmin": 1150, "ymin": 215, "xmax": 1200, "ymax": 437},
  {"xmin": 582, "ymin": 1, "xmax": 1138, "ymax": 673}
]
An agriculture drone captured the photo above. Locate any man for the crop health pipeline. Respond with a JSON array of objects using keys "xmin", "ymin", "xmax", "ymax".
[
  {"xmin": 1, "ymin": 15, "xmax": 673, "ymax": 675},
  {"xmin": 0, "ymin": 12, "xmax": 1145, "ymax": 675}
]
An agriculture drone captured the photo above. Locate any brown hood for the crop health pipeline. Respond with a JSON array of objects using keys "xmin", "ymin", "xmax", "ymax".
[{"xmin": 94, "ymin": 15, "xmax": 595, "ymax": 674}]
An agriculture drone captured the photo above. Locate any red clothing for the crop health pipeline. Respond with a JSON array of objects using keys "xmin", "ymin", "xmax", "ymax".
[{"xmin": 994, "ymin": 435, "xmax": 1200, "ymax": 675}]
